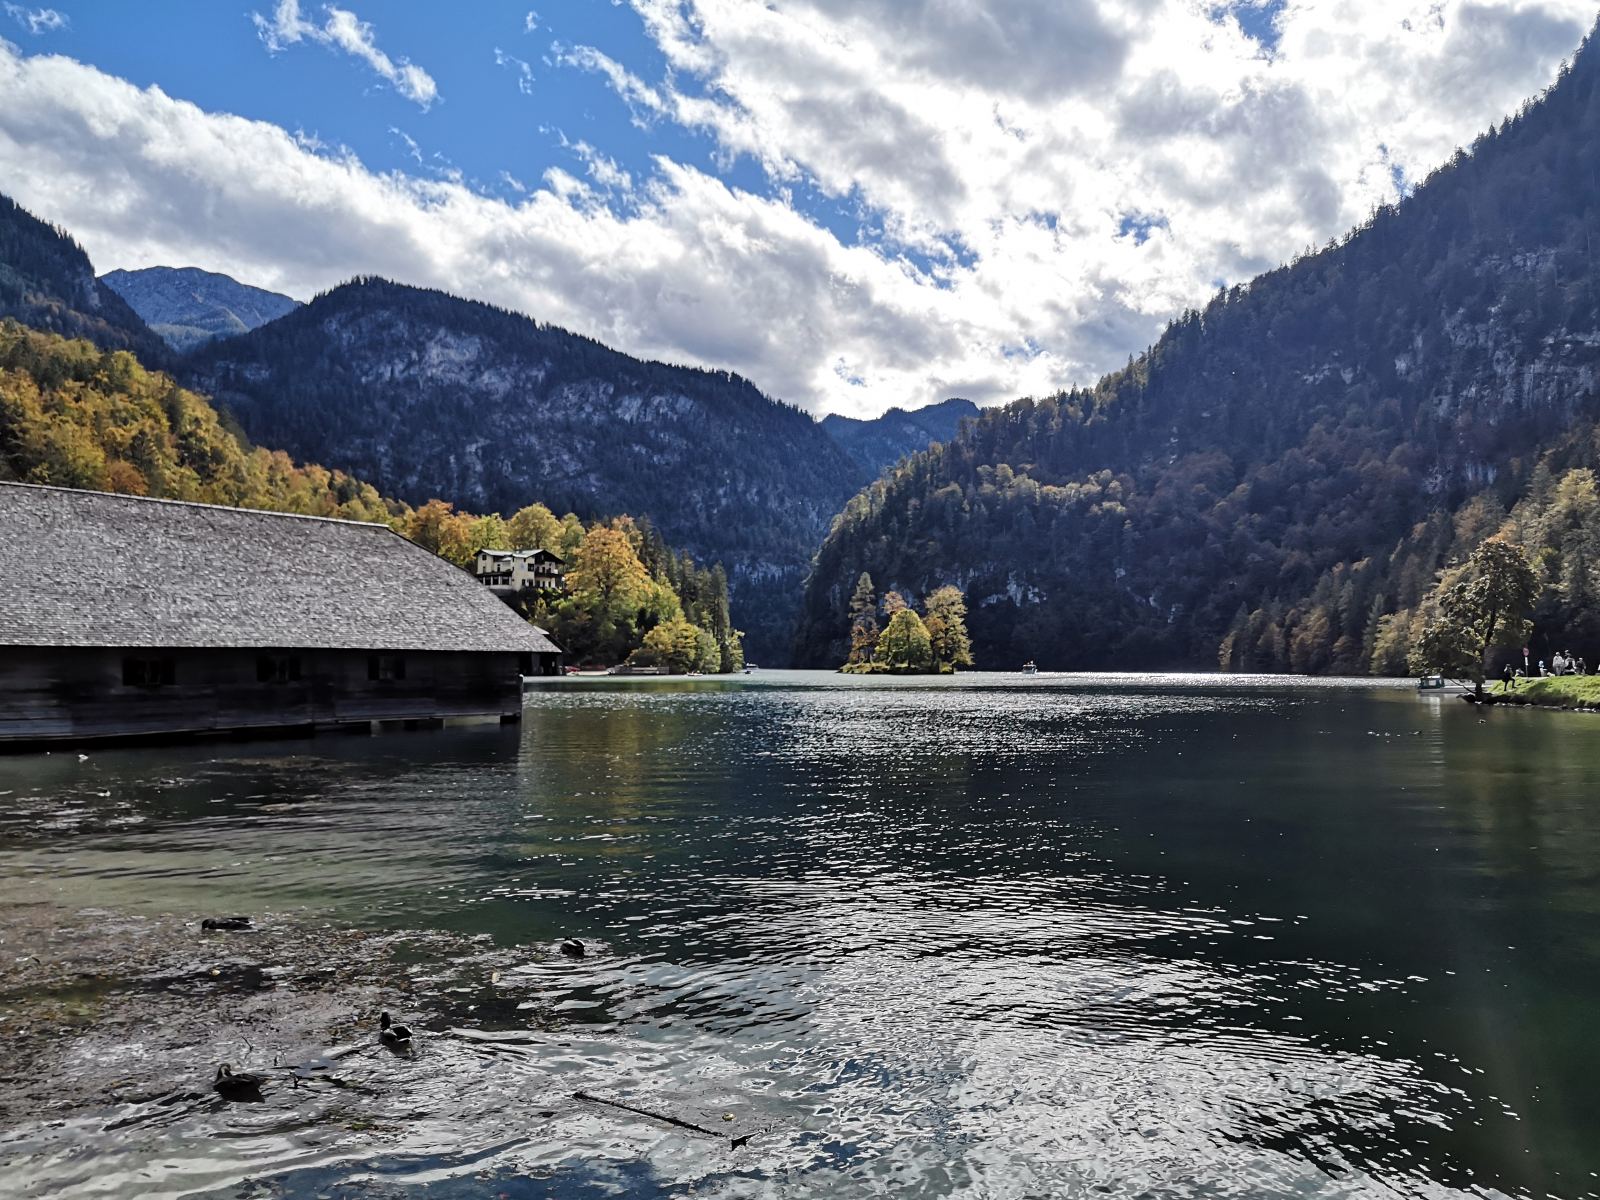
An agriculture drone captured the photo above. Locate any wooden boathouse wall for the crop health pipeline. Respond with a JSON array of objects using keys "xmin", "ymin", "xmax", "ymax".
[
  {"xmin": 0, "ymin": 647, "xmax": 533, "ymax": 745},
  {"xmin": 0, "ymin": 482, "xmax": 565, "ymax": 749}
]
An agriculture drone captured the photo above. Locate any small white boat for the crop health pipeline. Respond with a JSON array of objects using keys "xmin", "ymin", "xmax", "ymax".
[
  {"xmin": 1417, "ymin": 674, "xmax": 1446, "ymax": 691},
  {"xmin": 1022, "ymin": 660, "xmax": 1038, "ymax": 675}
]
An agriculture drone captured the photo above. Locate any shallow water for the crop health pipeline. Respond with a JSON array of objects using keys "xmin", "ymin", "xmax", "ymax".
[{"xmin": 3, "ymin": 671, "xmax": 1600, "ymax": 1198}]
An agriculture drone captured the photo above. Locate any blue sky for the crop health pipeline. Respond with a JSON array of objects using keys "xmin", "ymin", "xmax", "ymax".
[{"xmin": 0, "ymin": 1, "xmax": 1591, "ymax": 416}]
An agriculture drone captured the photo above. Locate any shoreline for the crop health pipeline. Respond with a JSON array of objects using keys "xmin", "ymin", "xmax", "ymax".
[{"xmin": 1484, "ymin": 674, "xmax": 1600, "ymax": 709}]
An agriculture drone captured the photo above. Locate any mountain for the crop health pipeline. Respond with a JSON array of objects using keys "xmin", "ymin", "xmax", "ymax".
[
  {"xmin": 820, "ymin": 398, "xmax": 980, "ymax": 475},
  {"xmin": 0, "ymin": 195, "xmax": 169, "ymax": 364},
  {"xmin": 795, "ymin": 24, "xmax": 1600, "ymax": 673},
  {"xmin": 0, "ymin": 318, "xmax": 393, "ymax": 520},
  {"xmin": 102, "ymin": 266, "xmax": 300, "ymax": 352},
  {"xmin": 185, "ymin": 278, "xmax": 865, "ymax": 662}
]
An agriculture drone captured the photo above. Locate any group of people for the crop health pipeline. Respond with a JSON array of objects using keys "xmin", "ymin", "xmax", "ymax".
[
  {"xmin": 1549, "ymin": 651, "xmax": 1587, "ymax": 676},
  {"xmin": 1503, "ymin": 651, "xmax": 1588, "ymax": 687}
]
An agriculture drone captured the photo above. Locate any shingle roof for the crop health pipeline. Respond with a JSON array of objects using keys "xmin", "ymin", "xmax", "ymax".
[{"xmin": 0, "ymin": 483, "xmax": 561, "ymax": 654}]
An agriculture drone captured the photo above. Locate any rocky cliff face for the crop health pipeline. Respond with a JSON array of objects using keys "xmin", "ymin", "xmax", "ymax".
[
  {"xmin": 186, "ymin": 279, "xmax": 865, "ymax": 663},
  {"xmin": 102, "ymin": 266, "xmax": 299, "ymax": 351}
]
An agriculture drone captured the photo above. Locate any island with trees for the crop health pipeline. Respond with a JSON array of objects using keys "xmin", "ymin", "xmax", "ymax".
[{"xmin": 840, "ymin": 574, "xmax": 973, "ymax": 674}]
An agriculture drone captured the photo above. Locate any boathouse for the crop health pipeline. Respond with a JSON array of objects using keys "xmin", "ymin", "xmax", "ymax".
[{"xmin": 0, "ymin": 483, "xmax": 562, "ymax": 746}]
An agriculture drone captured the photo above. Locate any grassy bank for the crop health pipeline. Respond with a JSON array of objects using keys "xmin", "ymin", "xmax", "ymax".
[
  {"xmin": 1496, "ymin": 675, "xmax": 1600, "ymax": 708},
  {"xmin": 838, "ymin": 662, "xmax": 955, "ymax": 675}
]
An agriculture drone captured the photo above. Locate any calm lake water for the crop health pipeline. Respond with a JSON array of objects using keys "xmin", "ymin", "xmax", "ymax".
[{"xmin": 2, "ymin": 671, "xmax": 1600, "ymax": 1199}]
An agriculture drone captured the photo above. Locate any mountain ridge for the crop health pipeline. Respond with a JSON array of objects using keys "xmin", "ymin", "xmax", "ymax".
[
  {"xmin": 795, "ymin": 20, "xmax": 1600, "ymax": 672},
  {"xmin": 102, "ymin": 266, "xmax": 300, "ymax": 351},
  {"xmin": 183, "ymin": 276, "xmax": 866, "ymax": 662},
  {"xmin": 820, "ymin": 398, "xmax": 981, "ymax": 475},
  {"xmin": 0, "ymin": 196, "xmax": 170, "ymax": 365}
]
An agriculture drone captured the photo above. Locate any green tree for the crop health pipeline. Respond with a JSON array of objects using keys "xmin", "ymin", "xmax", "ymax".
[
  {"xmin": 923, "ymin": 585, "xmax": 974, "ymax": 670},
  {"xmin": 507, "ymin": 502, "xmax": 562, "ymax": 551},
  {"xmin": 464, "ymin": 513, "xmax": 510, "ymax": 558},
  {"xmin": 1409, "ymin": 539, "xmax": 1538, "ymax": 695},
  {"xmin": 847, "ymin": 572, "xmax": 879, "ymax": 664},
  {"xmin": 878, "ymin": 607, "xmax": 933, "ymax": 672},
  {"xmin": 558, "ymin": 526, "xmax": 658, "ymax": 664},
  {"xmin": 632, "ymin": 616, "xmax": 707, "ymax": 673}
]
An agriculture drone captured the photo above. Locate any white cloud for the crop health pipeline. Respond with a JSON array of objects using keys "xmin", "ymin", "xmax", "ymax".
[
  {"xmin": 0, "ymin": 2, "xmax": 1592, "ymax": 420},
  {"xmin": 251, "ymin": 0, "xmax": 437, "ymax": 109},
  {"xmin": 552, "ymin": 42, "xmax": 666, "ymax": 123},
  {"xmin": 566, "ymin": 137, "xmax": 634, "ymax": 193},
  {"xmin": 4, "ymin": 4, "xmax": 66, "ymax": 34},
  {"xmin": 493, "ymin": 46, "xmax": 534, "ymax": 95}
]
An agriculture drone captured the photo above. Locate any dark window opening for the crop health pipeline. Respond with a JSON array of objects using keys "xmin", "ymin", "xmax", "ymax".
[
  {"xmin": 122, "ymin": 657, "xmax": 177, "ymax": 687},
  {"xmin": 368, "ymin": 654, "xmax": 406, "ymax": 681},
  {"xmin": 256, "ymin": 655, "xmax": 303, "ymax": 683}
]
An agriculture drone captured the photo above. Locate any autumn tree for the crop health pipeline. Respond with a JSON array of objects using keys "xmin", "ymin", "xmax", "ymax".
[
  {"xmin": 464, "ymin": 513, "xmax": 510, "ymax": 558},
  {"xmin": 556, "ymin": 525, "xmax": 671, "ymax": 664},
  {"xmin": 507, "ymin": 502, "xmax": 562, "ymax": 551},
  {"xmin": 1409, "ymin": 539, "xmax": 1538, "ymax": 696},
  {"xmin": 923, "ymin": 585, "xmax": 974, "ymax": 670},
  {"xmin": 878, "ymin": 607, "xmax": 933, "ymax": 672},
  {"xmin": 632, "ymin": 616, "xmax": 705, "ymax": 673}
]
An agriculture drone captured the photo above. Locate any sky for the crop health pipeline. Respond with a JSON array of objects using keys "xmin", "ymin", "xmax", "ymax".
[{"xmin": 0, "ymin": 1, "xmax": 1594, "ymax": 418}]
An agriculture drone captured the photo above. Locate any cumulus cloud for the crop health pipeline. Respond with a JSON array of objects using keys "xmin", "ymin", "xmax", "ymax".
[
  {"xmin": 4, "ymin": 4, "xmax": 66, "ymax": 34},
  {"xmin": 252, "ymin": 0, "xmax": 437, "ymax": 109},
  {"xmin": 0, "ymin": 1, "xmax": 1592, "ymax": 419}
]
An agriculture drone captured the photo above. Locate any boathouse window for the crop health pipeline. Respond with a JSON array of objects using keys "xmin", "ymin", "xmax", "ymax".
[
  {"xmin": 122, "ymin": 656, "xmax": 176, "ymax": 687},
  {"xmin": 368, "ymin": 654, "xmax": 406, "ymax": 681},
  {"xmin": 256, "ymin": 655, "xmax": 302, "ymax": 683}
]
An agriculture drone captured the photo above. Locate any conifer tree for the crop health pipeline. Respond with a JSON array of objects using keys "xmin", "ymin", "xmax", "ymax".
[
  {"xmin": 924, "ymin": 585, "xmax": 974, "ymax": 670},
  {"xmin": 848, "ymin": 572, "xmax": 879, "ymax": 663}
]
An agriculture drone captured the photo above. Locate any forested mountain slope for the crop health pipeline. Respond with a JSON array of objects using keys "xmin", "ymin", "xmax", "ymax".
[
  {"xmin": 797, "ymin": 23, "xmax": 1600, "ymax": 672},
  {"xmin": 103, "ymin": 266, "xmax": 299, "ymax": 352},
  {"xmin": 186, "ymin": 279, "xmax": 864, "ymax": 661},
  {"xmin": 0, "ymin": 196, "xmax": 169, "ymax": 365},
  {"xmin": 821, "ymin": 398, "xmax": 980, "ymax": 475},
  {"xmin": 0, "ymin": 320, "xmax": 392, "ymax": 520}
]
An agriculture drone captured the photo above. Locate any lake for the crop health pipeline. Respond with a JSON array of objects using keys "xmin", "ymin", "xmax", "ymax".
[{"xmin": 1, "ymin": 671, "xmax": 1598, "ymax": 1199}]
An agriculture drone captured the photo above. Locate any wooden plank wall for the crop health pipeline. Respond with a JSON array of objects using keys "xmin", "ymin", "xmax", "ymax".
[{"xmin": 0, "ymin": 648, "xmax": 523, "ymax": 744}]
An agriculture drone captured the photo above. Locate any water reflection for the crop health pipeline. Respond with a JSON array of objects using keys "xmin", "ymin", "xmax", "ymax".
[{"xmin": 1, "ymin": 673, "xmax": 1599, "ymax": 1198}]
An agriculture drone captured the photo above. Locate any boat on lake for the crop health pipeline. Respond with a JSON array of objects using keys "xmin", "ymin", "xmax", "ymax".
[
  {"xmin": 1022, "ymin": 660, "xmax": 1038, "ymax": 674},
  {"xmin": 1416, "ymin": 674, "xmax": 1446, "ymax": 690}
]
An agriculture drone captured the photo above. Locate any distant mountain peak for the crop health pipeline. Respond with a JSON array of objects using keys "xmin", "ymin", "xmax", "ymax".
[
  {"xmin": 820, "ymin": 397, "xmax": 981, "ymax": 475},
  {"xmin": 101, "ymin": 265, "xmax": 299, "ymax": 352}
]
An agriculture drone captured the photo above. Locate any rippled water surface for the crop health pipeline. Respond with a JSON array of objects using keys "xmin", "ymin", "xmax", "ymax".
[{"xmin": 3, "ymin": 671, "xmax": 1600, "ymax": 1198}]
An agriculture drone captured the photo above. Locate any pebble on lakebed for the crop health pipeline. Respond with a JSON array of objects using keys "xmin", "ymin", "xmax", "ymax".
[{"xmin": 0, "ymin": 903, "xmax": 572, "ymax": 1124}]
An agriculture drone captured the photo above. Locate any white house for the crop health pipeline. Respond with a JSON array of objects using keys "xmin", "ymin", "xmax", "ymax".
[{"xmin": 474, "ymin": 548, "xmax": 566, "ymax": 593}]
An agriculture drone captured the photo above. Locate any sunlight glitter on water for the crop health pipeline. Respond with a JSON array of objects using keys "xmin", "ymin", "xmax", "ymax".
[{"xmin": 0, "ymin": 673, "xmax": 1596, "ymax": 1199}]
